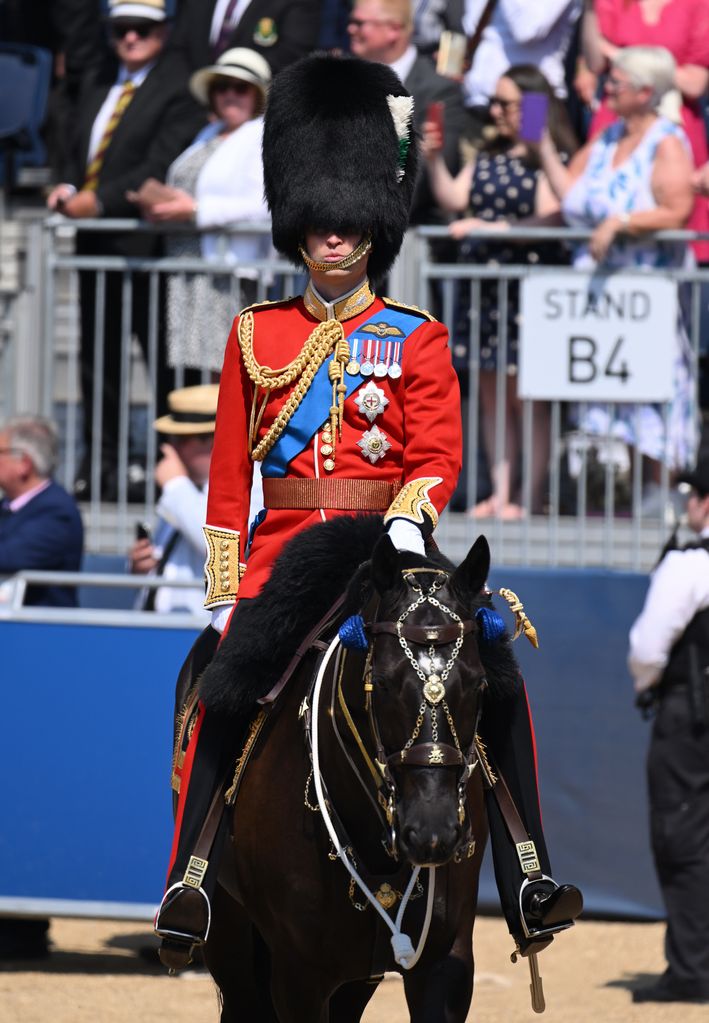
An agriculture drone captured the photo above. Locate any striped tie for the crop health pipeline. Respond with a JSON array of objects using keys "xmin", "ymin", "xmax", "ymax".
[{"xmin": 84, "ymin": 80, "xmax": 137, "ymax": 192}]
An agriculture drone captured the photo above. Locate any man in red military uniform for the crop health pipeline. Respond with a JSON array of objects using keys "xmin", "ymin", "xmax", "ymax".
[{"xmin": 155, "ymin": 53, "xmax": 581, "ymax": 973}]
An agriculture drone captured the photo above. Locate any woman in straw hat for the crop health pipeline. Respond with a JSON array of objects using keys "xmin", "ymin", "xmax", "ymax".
[{"xmin": 129, "ymin": 48, "xmax": 272, "ymax": 372}]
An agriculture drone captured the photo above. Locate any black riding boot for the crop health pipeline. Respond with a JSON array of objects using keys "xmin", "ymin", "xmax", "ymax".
[
  {"xmin": 481, "ymin": 682, "xmax": 583, "ymax": 955},
  {"xmin": 155, "ymin": 705, "xmax": 232, "ymax": 971}
]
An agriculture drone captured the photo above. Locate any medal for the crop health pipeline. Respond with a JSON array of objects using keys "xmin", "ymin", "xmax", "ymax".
[
  {"xmin": 388, "ymin": 341, "xmax": 402, "ymax": 378},
  {"xmin": 346, "ymin": 338, "xmax": 361, "ymax": 376},
  {"xmin": 361, "ymin": 339, "xmax": 375, "ymax": 376},
  {"xmin": 355, "ymin": 381, "xmax": 389, "ymax": 423},
  {"xmin": 374, "ymin": 340, "xmax": 388, "ymax": 377},
  {"xmin": 357, "ymin": 424, "xmax": 391, "ymax": 464}
]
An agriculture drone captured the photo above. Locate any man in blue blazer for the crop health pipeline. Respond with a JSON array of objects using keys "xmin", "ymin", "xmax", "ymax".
[{"xmin": 0, "ymin": 416, "xmax": 83, "ymax": 608}]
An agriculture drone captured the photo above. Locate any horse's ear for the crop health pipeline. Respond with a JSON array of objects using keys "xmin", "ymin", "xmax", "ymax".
[
  {"xmin": 371, "ymin": 533, "xmax": 402, "ymax": 595},
  {"xmin": 450, "ymin": 534, "xmax": 490, "ymax": 601}
]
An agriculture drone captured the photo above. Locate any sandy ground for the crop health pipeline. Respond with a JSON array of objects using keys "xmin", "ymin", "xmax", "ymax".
[{"xmin": 1, "ymin": 914, "xmax": 705, "ymax": 1023}]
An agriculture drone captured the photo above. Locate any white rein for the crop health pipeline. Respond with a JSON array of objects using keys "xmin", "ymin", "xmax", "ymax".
[{"xmin": 310, "ymin": 633, "xmax": 436, "ymax": 970}]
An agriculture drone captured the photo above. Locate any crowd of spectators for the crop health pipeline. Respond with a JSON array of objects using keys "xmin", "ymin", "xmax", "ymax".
[{"xmin": 4, "ymin": 0, "xmax": 709, "ymax": 517}]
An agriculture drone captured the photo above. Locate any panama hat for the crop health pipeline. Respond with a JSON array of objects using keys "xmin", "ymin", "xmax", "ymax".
[
  {"xmin": 108, "ymin": 0, "xmax": 168, "ymax": 20},
  {"xmin": 189, "ymin": 48, "xmax": 272, "ymax": 112},
  {"xmin": 153, "ymin": 384, "xmax": 219, "ymax": 435}
]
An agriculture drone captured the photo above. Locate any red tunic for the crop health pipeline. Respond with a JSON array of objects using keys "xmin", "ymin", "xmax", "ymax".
[{"xmin": 204, "ymin": 287, "xmax": 462, "ymax": 618}]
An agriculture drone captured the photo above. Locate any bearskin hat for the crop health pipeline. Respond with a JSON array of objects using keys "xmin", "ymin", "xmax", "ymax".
[{"xmin": 262, "ymin": 54, "xmax": 418, "ymax": 283}]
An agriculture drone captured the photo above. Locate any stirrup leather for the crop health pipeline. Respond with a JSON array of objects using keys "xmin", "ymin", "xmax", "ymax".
[{"xmin": 154, "ymin": 881, "xmax": 211, "ymax": 945}]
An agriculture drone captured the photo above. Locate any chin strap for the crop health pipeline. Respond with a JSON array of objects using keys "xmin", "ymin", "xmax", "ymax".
[{"xmin": 298, "ymin": 234, "xmax": 372, "ymax": 272}]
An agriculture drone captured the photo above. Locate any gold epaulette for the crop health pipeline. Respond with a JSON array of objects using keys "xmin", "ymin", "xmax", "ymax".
[
  {"xmin": 381, "ymin": 296, "xmax": 436, "ymax": 322},
  {"xmin": 239, "ymin": 295, "xmax": 297, "ymax": 316}
]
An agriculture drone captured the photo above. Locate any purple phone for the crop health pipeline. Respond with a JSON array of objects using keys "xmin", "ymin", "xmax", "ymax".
[{"xmin": 519, "ymin": 92, "xmax": 549, "ymax": 143}]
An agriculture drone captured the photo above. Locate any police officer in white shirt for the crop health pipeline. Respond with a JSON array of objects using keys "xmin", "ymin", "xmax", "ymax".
[{"xmin": 628, "ymin": 457, "xmax": 709, "ymax": 1005}]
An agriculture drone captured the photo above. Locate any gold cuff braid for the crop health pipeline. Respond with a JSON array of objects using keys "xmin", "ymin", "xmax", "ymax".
[
  {"xmin": 203, "ymin": 526, "xmax": 242, "ymax": 608},
  {"xmin": 383, "ymin": 477, "xmax": 443, "ymax": 528}
]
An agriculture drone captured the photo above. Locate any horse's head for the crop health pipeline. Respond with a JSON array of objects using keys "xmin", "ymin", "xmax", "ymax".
[{"xmin": 365, "ymin": 533, "xmax": 490, "ymax": 867}]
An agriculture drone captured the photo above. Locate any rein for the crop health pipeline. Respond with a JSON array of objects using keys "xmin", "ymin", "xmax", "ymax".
[
  {"xmin": 304, "ymin": 563, "xmax": 484, "ymax": 970},
  {"xmin": 309, "ymin": 633, "xmax": 436, "ymax": 970}
]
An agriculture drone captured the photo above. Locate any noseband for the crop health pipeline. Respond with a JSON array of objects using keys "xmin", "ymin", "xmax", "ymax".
[{"xmin": 363, "ymin": 568, "xmax": 485, "ymax": 854}]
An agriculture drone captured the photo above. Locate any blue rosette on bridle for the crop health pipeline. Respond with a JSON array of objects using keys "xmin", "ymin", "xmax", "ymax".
[
  {"xmin": 475, "ymin": 606, "xmax": 506, "ymax": 644},
  {"xmin": 338, "ymin": 614, "xmax": 369, "ymax": 651}
]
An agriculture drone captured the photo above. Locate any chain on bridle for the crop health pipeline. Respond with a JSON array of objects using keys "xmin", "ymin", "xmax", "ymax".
[{"xmin": 362, "ymin": 568, "xmax": 486, "ymax": 857}]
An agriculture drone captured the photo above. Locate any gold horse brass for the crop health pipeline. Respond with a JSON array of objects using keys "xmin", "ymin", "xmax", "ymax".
[
  {"xmin": 375, "ymin": 883, "xmax": 398, "ymax": 910},
  {"xmin": 423, "ymin": 678, "xmax": 445, "ymax": 705}
]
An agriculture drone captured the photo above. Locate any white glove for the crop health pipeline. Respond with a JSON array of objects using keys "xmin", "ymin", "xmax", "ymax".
[
  {"xmin": 210, "ymin": 604, "xmax": 233, "ymax": 634},
  {"xmin": 386, "ymin": 518, "xmax": 426, "ymax": 556}
]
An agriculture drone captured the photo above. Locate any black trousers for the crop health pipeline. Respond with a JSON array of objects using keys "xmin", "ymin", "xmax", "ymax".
[
  {"xmin": 481, "ymin": 684, "xmax": 553, "ymax": 938},
  {"xmin": 648, "ymin": 686, "xmax": 709, "ymax": 991}
]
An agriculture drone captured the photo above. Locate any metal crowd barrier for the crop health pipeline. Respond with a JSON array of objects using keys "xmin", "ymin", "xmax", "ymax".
[
  {"xmin": 6, "ymin": 217, "xmax": 709, "ymax": 571},
  {"xmin": 0, "ymin": 569, "xmax": 203, "ymax": 623}
]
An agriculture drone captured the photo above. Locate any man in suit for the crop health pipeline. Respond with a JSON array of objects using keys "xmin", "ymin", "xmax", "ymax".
[
  {"xmin": 46, "ymin": 0, "xmax": 206, "ymax": 501},
  {"xmin": 0, "ymin": 412, "xmax": 82, "ymax": 959},
  {"xmin": 168, "ymin": 0, "xmax": 322, "ymax": 75},
  {"xmin": 0, "ymin": 416, "xmax": 83, "ymax": 609},
  {"xmin": 347, "ymin": 0, "xmax": 466, "ymax": 226}
]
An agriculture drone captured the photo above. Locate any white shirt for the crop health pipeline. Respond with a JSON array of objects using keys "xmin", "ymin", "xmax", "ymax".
[
  {"xmin": 462, "ymin": 0, "xmax": 581, "ymax": 106},
  {"xmin": 87, "ymin": 63, "xmax": 155, "ymax": 165},
  {"xmin": 168, "ymin": 118, "xmax": 271, "ymax": 279},
  {"xmin": 151, "ymin": 475, "xmax": 210, "ymax": 618},
  {"xmin": 389, "ymin": 44, "xmax": 419, "ymax": 86},
  {"xmin": 628, "ymin": 529, "xmax": 709, "ymax": 693}
]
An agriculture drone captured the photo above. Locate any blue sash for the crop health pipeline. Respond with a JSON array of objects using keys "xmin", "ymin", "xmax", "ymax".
[{"xmin": 262, "ymin": 307, "xmax": 424, "ymax": 478}]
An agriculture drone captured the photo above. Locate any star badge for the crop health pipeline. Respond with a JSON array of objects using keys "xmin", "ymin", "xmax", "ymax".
[
  {"xmin": 355, "ymin": 381, "xmax": 389, "ymax": 423},
  {"xmin": 357, "ymin": 424, "xmax": 391, "ymax": 464}
]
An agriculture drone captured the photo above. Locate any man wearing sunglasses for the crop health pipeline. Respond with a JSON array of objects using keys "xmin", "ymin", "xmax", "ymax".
[{"xmin": 46, "ymin": 0, "xmax": 206, "ymax": 503}]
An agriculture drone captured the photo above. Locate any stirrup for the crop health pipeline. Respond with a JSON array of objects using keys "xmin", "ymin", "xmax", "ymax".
[
  {"xmin": 155, "ymin": 882, "xmax": 211, "ymax": 945},
  {"xmin": 518, "ymin": 876, "xmax": 581, "ymax": 942}
]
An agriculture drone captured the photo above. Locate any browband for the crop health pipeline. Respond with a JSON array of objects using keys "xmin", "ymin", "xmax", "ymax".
[{"xmin": 366, "ymin": 621, "xmax": 474, "ymax": 645}]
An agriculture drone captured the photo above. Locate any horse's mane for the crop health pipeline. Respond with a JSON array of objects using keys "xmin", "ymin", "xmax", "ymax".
[{"xmin": 199, "ymin": 514, "xmax": 520, "ymax": 721}]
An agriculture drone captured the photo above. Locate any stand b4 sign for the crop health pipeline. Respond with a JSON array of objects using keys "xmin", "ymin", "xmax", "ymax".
[{"xmin": 518, "ymin": 271, "xmax": 677, "ymax": 402}]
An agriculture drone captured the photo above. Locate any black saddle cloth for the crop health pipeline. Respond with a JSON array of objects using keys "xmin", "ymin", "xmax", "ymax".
[{"xmin": 199, "ymin": 515, "xmax": 387, "ymax": 720}]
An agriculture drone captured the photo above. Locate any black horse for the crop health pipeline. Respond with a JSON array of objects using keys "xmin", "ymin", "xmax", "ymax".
[{"xmin": 191, "ymin": 516, "xmax": 519, "ymax": 1023}]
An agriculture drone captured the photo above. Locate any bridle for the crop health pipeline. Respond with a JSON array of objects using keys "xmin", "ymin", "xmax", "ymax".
[{"xmin": 361, "ymin": 568, "xmax": 486, "ymax": 858}]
